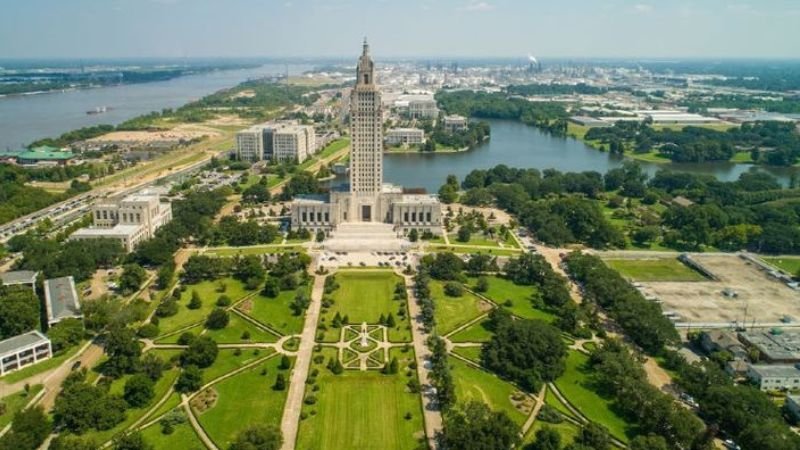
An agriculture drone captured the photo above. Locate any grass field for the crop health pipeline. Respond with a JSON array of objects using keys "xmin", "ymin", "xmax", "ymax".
[
  {"xmin": 203, "ymin": 313, "xmax": 279, "ymax": 344},
  {"xmin": 428, "ymin": 245, "xmax": 522, "ymax": 257},
  {"xmin": 525, "ymin": 421, "xmax": 581, "ymax": 447},
  {"xmin": 448, "ymin": 357, "xmax": 529, "ymax": 426},
  {"xmin": 141, "ymin": 421, "xmax": 205, "ymax": 450},
  {"xmin": 604, "ymin": 258, "xmax": 707, "ymax": 282},
  {"xmin": 240, "ymin": 284, "xmax": 311, "ymax": 336},
  {"xmin": 448, "ymin": 319, "xmax": 494, "ymax": 343},
  {"xmin": 430, "ymin": 280, "xmax": 490, "ymax": 335},
  {"xmin": 554, "ymin": 351, "xmax": 631, "ymax": 442},
  {"xmin": 544, "ymin": 388, "xmax": 579, "ymax": 420},
  {"xmin": 202, "ymin": 348, "xmax": 275, "ymax": 384},
  {"xmin": 318, "ymin": 271, "xmax": 410, "ymax": 342},
  {"xmin": 763, "ymin": 257, "xmax": 800, "ymax": 276},
  {"xmin": 156, "ymin": 278, "xmax": 251, "ymax": 335},
  {"xmin": 451, "ymin": 346, "xmax": 482, "ymax": 363},
  {"xmin": 296, "ymin": 348, "xmax": 424, "ymax": 450},
  {"xmin": 0, "ymin": 384, "xmax": 43, "ymax": 429},
  {"xmin": 469, "ymin": 276, "xmax": 556, "ymax": 323},
  {"xmin": 198, "ymin": 355, "xmax": 291, "ymax": 448}
]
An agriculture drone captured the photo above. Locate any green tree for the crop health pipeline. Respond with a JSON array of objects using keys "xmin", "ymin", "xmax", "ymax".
[
  {"xmin": 475, "ymin": 276, "xmax": 489, "ymax": 293},
  {"xmin": 229, "ymin": 424, "xmax": 283, "ymax": 450},
  {"xmin": 188, "ymin": 290, "xmax": 203, "ymax": 310},
  {"xmin": 0, "ymin": 406, "xmax": 50, "ymax": 450},
  {"xmin": 456, "ymin": 226, "xmax": 471, "ymax": 243},
  {"xmin": 103, "ymin": 325, "xmax": 142, "ymax": 377},
  {"xmin": 440, "ymin": 402, "xmax": 521, "ymax": 450},
  {"xmin": 273, "ymin": 373, "xmax": 286, "ymax": 391},
  {"xmin": 526, "ymin": 425, "xmax": 561, "ymax": 450},
  {"xmin": 118, "ymin": 263, "xmax": 147, "ymax": 295},
  {"xmin": 175, "ymin": 366, "xmax": 203, "ymax": 393},
  {"xmin": 205, "ymin": 308, "xmax": 230, "ymax": 330},
  {"xmin": 262, "ymin": 277, "xmax": 281, "ymax": 298},
  {"xmin": 112, "ymin": 431, "xmax": 153, "ymax": 450},
  {"xmin": 123, "ymin": 374, "xmax": 154, "ymax": 408},
  {"xmin": 408, "ymin": 229, "xmax": 419, "ymax": 242},
  {"xmin": 0, "ymin": 286, "xmax": 40, "ymax": 340},
  {"xmin": 180, "ymin": 336, "xmax": 218, "ymax": 368}
]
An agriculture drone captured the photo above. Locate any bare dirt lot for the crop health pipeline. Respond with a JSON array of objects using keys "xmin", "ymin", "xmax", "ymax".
[
  {"xmin": 637, "ymin": 254, "xmax": 800, "ymax": 327},
  {"xmin": 87, "ymin": 124, "xmax": 220, "ymax": 144}
]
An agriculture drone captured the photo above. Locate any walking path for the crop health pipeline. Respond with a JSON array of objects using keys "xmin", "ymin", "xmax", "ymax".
[
  {"xmin": 401, "ymin": 269, "xmax": 443, "ymax": 449},
  {"xmin": 279, "ymin": 273, "xmax": 325, "ymax": 450}
]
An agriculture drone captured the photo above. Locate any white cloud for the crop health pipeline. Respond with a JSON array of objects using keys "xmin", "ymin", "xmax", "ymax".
[{"xmin": 462, "ymin": 2, "xmax": 495, "ymax": 12}]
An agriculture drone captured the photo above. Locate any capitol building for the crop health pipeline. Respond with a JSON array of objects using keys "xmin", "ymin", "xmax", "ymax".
[{"xmin": 291, "ymin": 41, "xmax": 442, "ymax": 241}]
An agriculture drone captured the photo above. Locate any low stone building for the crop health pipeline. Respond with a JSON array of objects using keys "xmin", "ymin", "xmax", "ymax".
[
  {"xmin": 44, "ymin": 276, "xmax": 83, "ymax": 326},
  {"xmin": 746, "ymin": 364, "xmax": 800, "ymax": 391},
  {"xmin": 385, "ymin": 128, "xmax": 425, "ymax": 146},
  {"xmin": 0, "ymin": 331, "xmax": 52, "ymax": 376}
]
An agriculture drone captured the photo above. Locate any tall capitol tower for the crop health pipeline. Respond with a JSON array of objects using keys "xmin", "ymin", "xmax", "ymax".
[{"xmin": 348, "ymin": 38, "xmax": 383, "ymax": 221}]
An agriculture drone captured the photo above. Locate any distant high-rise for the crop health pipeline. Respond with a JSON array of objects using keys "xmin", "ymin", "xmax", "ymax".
[{"xmin": 349, "ymin": 39, "xmax": 383, "ymax": 202}]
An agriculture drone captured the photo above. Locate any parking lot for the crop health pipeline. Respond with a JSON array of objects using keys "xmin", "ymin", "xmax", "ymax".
[{"xmin": 636, "ymin": 254, "xmax": 800, "ymax": 328}]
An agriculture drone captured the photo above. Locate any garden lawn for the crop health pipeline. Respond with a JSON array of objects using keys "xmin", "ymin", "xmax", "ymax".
[
  {"xmin": 604, "ymin": 258, "xmax": 707, "ymax": 282},
  {"xmin": 451, "ymin": 346, "xmax": 482, "ymax": 363},
  {"xmin": 157, "ymin": 278, "xmax": 252, "ymax": 335},
  {"xmin": 469, "ymin": 276, "xmax": 555, "ymax": 322},
  {"xmin": 554, "ymin": 351, "xmax": 631, "ymax": 442},
  {"xmin": 205, "ymin": 245, "xmax": 302, "ymax": 257},
  {"xmin": 155, "ymin": 326, "xmax": 202, "ymax": 344},
  {"xmin": 0, "ymin": 384, "xmax": 43, "ymax": 429},
  {"xmin": 203, "ymin": 313, "xmax": 279, "ymax": 343},
  {"xmin": 429, "ymin": 245, "xmax": 522, "ymax": 257},
  {"xmin": 241, "ymin": 284, "xmax": 311, "ymax": 335},
  {"xmin": 141, "ymin": 421, "xmax": 205, "ymax": 450},
  {"xmin": 448, "ymin": 357, "xmax": 528, "ymax": 426},
  {"xmin": 525, "ymin": 421, "xmax": 581, "ymax": 446},
  {"xmin": 448, "ymin": 319, "xmax": 493, "ymax": 343},
  {"xmin": 319, "ymin": 270, "xmax": 411, "ymax": 342},
  {"xmin": 202, "ymin": 348, "xmax": 275, "ymax": 384},
  {"xmin": 430, "ymin": 280, "xmax": 490, "ymax": 335},
  {"xmin": 197, "ymin": 355, "xmax": 291, "ymax": 448},
  {"xmin": 297, "ymin": 349, "xmax": 424, "ymax": 450},
  {"xmin": 764, "ymin": 257, "xmax": 800, "ymax": 275},
  {"xmin": 544, "ymin": 388, "xmax": 578, "ymax": 420}
]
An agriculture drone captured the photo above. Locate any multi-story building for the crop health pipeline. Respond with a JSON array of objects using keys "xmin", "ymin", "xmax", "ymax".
[
  {"xmin": 443, "ymin": 115, "xmax": 468, "ymax": 133},
  {"xmin": 385, "ymin": 128, "xmax": 425, "ymax": 146},
  {"xmin": 0, "ymin": 331, "xmax": 52, "ymax": 376},
  {"xmin": 70, "ymin": 191, "xmax": 172, "ymax": 251},
  {"xmin": 747, "ymin": 364, "xmax": 800, "ymax": 391},
  {"xmin": 291, "ymin": 40, "xmax": 442, "ymax": 236},
  {"xmin": 406, "ymin": 97, "xmax": 439, "ymax": 119},
  {"xmin": 235, "ymin": 121, "xmax": 316, "ymax": 163}
]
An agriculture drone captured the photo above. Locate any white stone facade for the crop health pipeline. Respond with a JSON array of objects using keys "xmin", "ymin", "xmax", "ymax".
[
  {"xmin": 443, "ymin": 115, "xmax": 468, "ymax": 133},
  {"xmin": 236, "ymin": 121, "xmax": 316, "ymax": 163},
  {"xmin": 386, "ymin": 128, "xmax": 425, "ymax": 145},
  {"xmin": 71, "ymin": 191, "xmax": 172, "ymax": 251},
  {"xmin": 291, "ymin": 41, "xmax": 441, "ymax": 236}
]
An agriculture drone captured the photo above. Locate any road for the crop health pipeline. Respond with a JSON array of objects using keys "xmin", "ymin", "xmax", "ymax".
[{"xmin": 279, "ymin": 271, "xmax": 325, "ymax": 450}]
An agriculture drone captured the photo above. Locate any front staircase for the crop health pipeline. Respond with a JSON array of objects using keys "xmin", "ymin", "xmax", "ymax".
[{"xmin": 323, "ymin": 222, "xmax": 410, "ymax": 252}]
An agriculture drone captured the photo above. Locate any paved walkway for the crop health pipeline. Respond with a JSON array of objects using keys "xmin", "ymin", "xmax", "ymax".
[
  {"xmin": 401, "ymin": 270, "xmax": 443, "ymax": 449},
  {"xmin": 279, "ymin": 273, "xmax": 325, "ymax": 450}
]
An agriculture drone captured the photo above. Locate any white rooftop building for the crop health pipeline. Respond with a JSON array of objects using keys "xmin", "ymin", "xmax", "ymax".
[
  {"xmin": 385, "ymin": 128, "xmax": 425, "ymax": 146},
  {"xmin": 236, "ymin": 121, "xmax": 316, "ymax": 163},
  {"xmin": 70, "ymin": 190, "xmax": 173, "ymax": 252},
  {"xmin": 44, "ymin": 276, "xmax": 82, "ymax": 326},
  {"xmin": 0, "ymin": 331, "xmax": 52, "ymax": 376}
]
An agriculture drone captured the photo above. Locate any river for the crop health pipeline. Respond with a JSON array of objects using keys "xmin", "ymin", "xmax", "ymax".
[
  {"xmin": 380, "ymin": 119, "xmax": 797, "ymax": 191},
  {"xmin": 0, "ymin": 64, "xmax": 306, "ymax": 150}
]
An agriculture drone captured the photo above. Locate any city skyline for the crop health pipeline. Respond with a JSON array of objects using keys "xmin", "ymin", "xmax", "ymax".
[{"xmin": 1, "ymin": 0, "xmax": 800, "ymax": 59}]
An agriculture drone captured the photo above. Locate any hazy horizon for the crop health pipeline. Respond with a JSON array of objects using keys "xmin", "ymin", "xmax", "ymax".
[{"xmin": 2, "ymin": 0, "xmax": 800, "ymax": 59}]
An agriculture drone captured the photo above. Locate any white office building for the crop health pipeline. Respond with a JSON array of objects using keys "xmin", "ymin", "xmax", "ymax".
[
  {"xmin": 0, "ymin": 331, "xmax": 52, "ymax": 376},
  {"xmin": 236, "ymin": 121, "xmax": 316, "ymax": 163},
  {"xmin": 443, "ymin": 115, "xmax": 468, "ymax": 133},
  {"xmin": 70, "ymin": 191, "xmax": 173, "ymax": 252},
  {"xmin": 385, "ymin": 128, "xmax": 425, "ymax": 146}
]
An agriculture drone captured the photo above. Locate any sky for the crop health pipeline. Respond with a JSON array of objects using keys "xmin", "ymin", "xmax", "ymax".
[{"xmin": 1, "ymin": 0, "xmax": 799, "ymax": 59}]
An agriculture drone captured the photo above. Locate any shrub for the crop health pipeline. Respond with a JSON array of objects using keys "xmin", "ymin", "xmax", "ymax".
[
  {"xmin": 216, "ymin": 295, "xmax": 231, "ymax": 307},
  {"xmin": 137, "ymin": 323, "xmax": 159, "ymax": 339},
  {"xmin": 443, "ymin": 281, "xmax": 465, "ymax": 297},
  {"xmin": 205, "ymin": 308, "xmax": 230, "ymax": 330}
]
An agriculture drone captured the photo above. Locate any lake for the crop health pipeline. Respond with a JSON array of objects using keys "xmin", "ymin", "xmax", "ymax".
[
  {"xmin": 0, "ymin": 64, "xmax": 306, "ymax": 150},
  {"xmin": 381, "ymin": 119, "xmax": 797, "ymax": 191}
]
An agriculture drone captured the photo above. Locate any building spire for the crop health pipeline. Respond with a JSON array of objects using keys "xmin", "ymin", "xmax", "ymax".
[{"xmin": 362, "ymin": 37, "xmax": 369, "ymax": 56}]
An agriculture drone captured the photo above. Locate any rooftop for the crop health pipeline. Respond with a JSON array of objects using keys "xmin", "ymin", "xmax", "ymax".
[
  {"xmin": 749, "ymin": 364, "xmax": 800, "ymax": 378},
  {"xmin": 0, "ymin": 331, "xmax": 50, "ymax": 357},
  {"xmin": 741, "ymin": 331, "xmax": 800, "ymax": 361},
  {"xmin": 0, "ymin": 270, "xmax": 38, "ymax": 286},
  {"xmin": 43, "ymin": 276, "xmax": 82, "ymax": 324},
  {"xmin": 71, "ymin": 224, "xmax": 142, "ymax": 237}
]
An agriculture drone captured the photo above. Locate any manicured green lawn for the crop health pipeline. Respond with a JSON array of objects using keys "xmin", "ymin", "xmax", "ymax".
[
  {"xmin": 764, "ymin": 257, "xmax": 800, "ymax": 276},
  {"xmin": 141, "ymin": 421, "xmax": 205, "ymax": 450},
  {"xmin": 544, "ymin": 388, "xmax": 578, "ymax": 420},
  {"xmin": 429, "ymin": 246, "xmax": 522, "ymax": 257},
  {"xmin": 149, "ymin": 391, "xmax": 182, "ymax": 420},
  {"xmin": 430, "ymin": 280, "xmax": 490, "ymax": 335},
  {"xmin": 604, "ymin": 258, "xmax": 706, "ymax": 282},
  {"xmin": 448, "ymin": 319, "xmax": 494, "ymax": 343},
  {"xmin": 240, "ymin": 284, "xmax": 310, "ymax": 335},
  {"xmin": 202, "ymin": 348, "xmax": 275, "ymax": 384},
  {"xmin": 449, "ymin": 357, "xmax": 528, "ymax": 426},
  {"xmin": 157, "ymin": 278, "xmax": 252, "ymax": 335},
  {"xmin": 451, "ymin": 346, "xmax": 482, "ymax": 363},
  {"xmin": 155, "ymin": 325, "xmax": 202, "ymax": 344},
  {"xmin": 554, "ymin": 351, "xmax": 631, "ymax": 442},
  {"xmin": 318, "ymin": 271, "xmax": 411, "ymax": 342},
  {"xmin": 469, "ymin": 276, "xmax": 556, "ymax": 322},
  {"xmin": 198, "ymin": 355, "xmax": 291, "ymax": 448},
  {"xmin": 297, "ymin": 349, "xmax": 424, "ymax": 450},
  {"xmin": 203, "ymin": 313, "xmax": 279, "ymax": 344},
  {"xmin": 0, "ymin": 384, "xmax": 43, "ymax": 429},
  {"xmin": 448, "ymin": 233, "xmax": 508, "ymax": 248}
]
